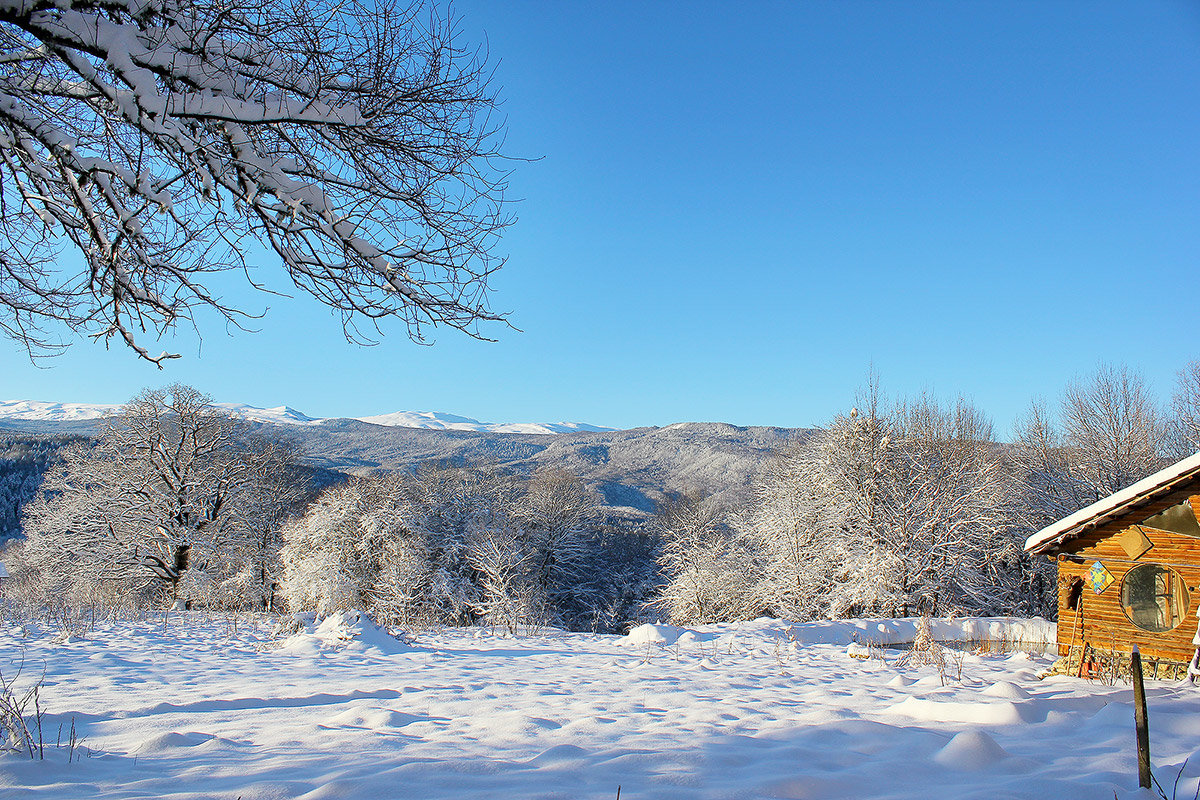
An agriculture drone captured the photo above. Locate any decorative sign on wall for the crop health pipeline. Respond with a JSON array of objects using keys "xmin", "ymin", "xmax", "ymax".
[
  {"xmin": 1117, "ymin": 526, "xmax": 1154, "ymax": 560},
  {"xmin": 1089, "ymin": 560, "xmax": 1114, "ymax": 595}
]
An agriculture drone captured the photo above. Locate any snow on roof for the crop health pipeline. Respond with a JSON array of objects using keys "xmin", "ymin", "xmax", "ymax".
[
  {"xmin": 1024, "ymin": 451, "xmax": 1200, "ymax": 553},
  {"xmin": 0, "ymin": 563, "xmax": 9, "ymax": 579}
]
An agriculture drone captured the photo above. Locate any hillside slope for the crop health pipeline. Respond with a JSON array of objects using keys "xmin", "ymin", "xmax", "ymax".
[
  {"xmin": 289, "ymin": 420, "xmax": 806, "ymax": 515},
  {"xmin": 0, "ymin": 415, "xmax": 809, "ymax": 522}
]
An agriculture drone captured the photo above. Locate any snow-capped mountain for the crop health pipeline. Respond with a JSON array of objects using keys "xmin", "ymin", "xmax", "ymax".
[
  {"xmin": 0, "ymin": 400, "xmax": 612, "ymax": 435},
  {"xmin": 354, "ymin": 410, "xmax": 611, "ymax": 435},
  {"xmin": 0, "ymin": 400, "xmax": 123, "ymax": 422},
  {"xmin": 214, "ymin": 403, "xmax": 322, "ymax": 426}
]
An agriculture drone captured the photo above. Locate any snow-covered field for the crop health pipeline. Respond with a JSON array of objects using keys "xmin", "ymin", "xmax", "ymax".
[{"xmin": 0, "ymin": 613, "xmax": 1194, "ymax": 799}]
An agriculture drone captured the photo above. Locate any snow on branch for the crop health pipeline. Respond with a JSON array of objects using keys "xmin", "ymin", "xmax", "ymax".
[{"xmin": 0, "ymin": 0, "xmax": 510, "ymax": 362}]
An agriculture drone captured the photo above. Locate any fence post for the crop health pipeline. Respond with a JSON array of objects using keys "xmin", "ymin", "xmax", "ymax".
[{"xmin": 1132, "ymin": 645, "xmax": 1151, "ymax": 790}]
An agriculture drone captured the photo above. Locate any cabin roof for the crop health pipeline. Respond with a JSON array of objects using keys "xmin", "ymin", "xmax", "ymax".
[{"xmin": 1024, "ymin": 451, "xmax": 1200, "ymax": 554}]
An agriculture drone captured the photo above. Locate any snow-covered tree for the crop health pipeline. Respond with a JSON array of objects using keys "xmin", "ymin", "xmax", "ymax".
[
  {"xmin": 16, "ymin": 384, "xmax": 304, "ymax": 607},
  {"xmin": 738, "ymin": 405, "xmax": 900, "ymax": 621},
  {"xmin": 732, "ymin": 383, "xmax": 1030, "ymax": 621},
  {"xmin": 279, "ymin": 474, "xmax": 429, "ymax": 621},
  {"xmin": 399, "ymin": 464, "xmax": 516, "ymax": 625},
  {"xmin": 879, "ymin": 395, "xmax": 1020, "ymax": 616},
  {"xmin": 0, "ymin": 0, "xmax": 509, "ymax": 363},
  {"xmin": 653, "ymin": 490, "xmax": 756, "ymax": 624},
  {"xmin": 283, "ymin": 466, "xmax": 504, "ymax": 626},
  {"xmin": 280, "ymin": 463, "xmax": 638, "ymax": 631},
  {"xmin": 736, "ymin": 438, "xmax": 847, "ymax": 620},
  {"xmin": 515, "ymin": 469, "xmax": 600, "ymax": 618}
]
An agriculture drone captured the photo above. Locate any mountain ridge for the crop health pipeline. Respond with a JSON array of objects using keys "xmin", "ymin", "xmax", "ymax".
[
  {"xmin": 0, "ymin": 400, "xmax": 811, "ymax": 524},
  {"xmin": 0, "ymin": 400, "xmax": 613, "ymax": 436}
]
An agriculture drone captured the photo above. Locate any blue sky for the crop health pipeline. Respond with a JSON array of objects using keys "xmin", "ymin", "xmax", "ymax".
[{"xmin": 3, "ymin": 0, "xmax": 1199, "ymax": 435}]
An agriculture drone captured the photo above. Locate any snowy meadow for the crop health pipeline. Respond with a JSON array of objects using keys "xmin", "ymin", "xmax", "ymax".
[{"xmin": 1, "ymin": 613, "xmax": 1195, "ymax": 800}]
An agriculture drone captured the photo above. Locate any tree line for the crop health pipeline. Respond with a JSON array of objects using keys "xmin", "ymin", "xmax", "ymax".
[
  {"xmin": 4, "ymin": 362, "xmax": 1199, "ymax": 628},
  {"xmin": 280, "ymin": 466, "xmax": 656, "ymax": 632},
  {"xmin": 654, "ymin": 363, "xmax": 1200, "ymax": 624}
]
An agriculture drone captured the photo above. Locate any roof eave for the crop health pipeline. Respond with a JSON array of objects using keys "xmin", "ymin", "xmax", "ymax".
[{"xmin": 1023, "ymin": 452, "xmax": 1200, "ymax": 554}]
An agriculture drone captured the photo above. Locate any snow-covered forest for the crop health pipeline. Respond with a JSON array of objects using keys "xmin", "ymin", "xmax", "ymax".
[
  {"xmin": 0, "ymin": 0, "xmax": 1188, "ymax": 634},
  {"xmin": 3, "ymin": 361, "xmax": 1198, "ymax": 632},
  {"xmin": 0, "ymin": 433, "xmax": 83, "ymax": 540}
]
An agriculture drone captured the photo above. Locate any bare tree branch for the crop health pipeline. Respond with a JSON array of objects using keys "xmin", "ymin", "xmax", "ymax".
[{"xmin": 0, "ymin": 0, "xmax": 511, "ymax": 362}]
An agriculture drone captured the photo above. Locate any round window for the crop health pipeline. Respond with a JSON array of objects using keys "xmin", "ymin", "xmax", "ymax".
[{"xmin": 1119, "ymin": 563, "xmax": 1190, "ymax": 632}]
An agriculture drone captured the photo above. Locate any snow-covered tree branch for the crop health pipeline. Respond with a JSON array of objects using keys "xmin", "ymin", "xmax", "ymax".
[{"xmin": 0, "ymin": 0, "xmax": 509, "ymax": 363}]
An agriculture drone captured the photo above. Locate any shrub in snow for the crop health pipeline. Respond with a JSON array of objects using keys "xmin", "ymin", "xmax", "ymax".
[
  {"xmin": 278, "ymin": 610, "xmax": 410, "ymax": 655},
  {"xmin": 623, "ymin": 623, "xmax": 691, "ymax": 647}
]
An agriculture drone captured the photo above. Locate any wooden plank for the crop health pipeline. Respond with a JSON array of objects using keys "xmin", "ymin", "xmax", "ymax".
[{"xmin": 1053, "ymin": 515, "xmax": 1200, "ymax": 664}]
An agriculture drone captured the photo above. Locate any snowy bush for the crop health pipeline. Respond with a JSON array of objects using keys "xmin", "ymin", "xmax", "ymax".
[{"xmin": 280, "ymin": 464, "xmax": 627, "ymax": 631}]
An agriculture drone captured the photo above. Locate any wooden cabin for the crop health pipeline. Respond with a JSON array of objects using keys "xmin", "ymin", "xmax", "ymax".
[{"xmin": 1025, "ymin": 452, "xmax": 1200, "ymax": 679}]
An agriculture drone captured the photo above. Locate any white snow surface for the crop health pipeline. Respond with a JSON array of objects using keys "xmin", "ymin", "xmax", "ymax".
[
  {"xmin": 0, "ymin": 400, "xmax": 612, "ymax": 434},
  {"xmin": 4, "ymin": 613, "xmax": 1197, "ymax": 799}
]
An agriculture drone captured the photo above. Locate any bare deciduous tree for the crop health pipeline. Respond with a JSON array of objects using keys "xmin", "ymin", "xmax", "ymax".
[
  {"xmin": 1168, "ymin": 359, "xmax": 1200, "ymax": 457},
  {"xmin": 1013, "ymin": 364, "xmax": 1167, "ymax": 530},
  {"xmin": 1007, "ymin": 364, "xmax": 1172, "ymax": 616},
  {"xmin": 1010, "ymin": 399, "xmax": 1090, "ymax": 527},
  {"xmin": 0, "ymin": 0, "xmax": 509, "ymax": 363},
  {"xmin": 17, "ymin": 384, "xmax": 303, "ymax": 607},
  {"xmin": 1060, "ymin": 363, "xmax": 1164, "ymax": 500}
]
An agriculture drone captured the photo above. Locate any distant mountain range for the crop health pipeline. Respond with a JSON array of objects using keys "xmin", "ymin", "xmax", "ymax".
[
  {"xmin": 0, "ymin": 400, "xmax": 808, "ymax": 522},
  {"xmin": 0, "ymin": 400, "xmax": 614, "ymax": 436}
]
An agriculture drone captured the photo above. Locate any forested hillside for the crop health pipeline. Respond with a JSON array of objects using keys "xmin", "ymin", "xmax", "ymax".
[
  {"xmin": 1, "ymin": 416, "xmax": 804, "ymax": 523},
  {"xmin": 0, "ymin": 433, "xmax": 85, "ymax": 541}
]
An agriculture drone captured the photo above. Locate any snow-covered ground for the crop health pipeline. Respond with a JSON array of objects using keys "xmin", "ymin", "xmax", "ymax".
[{"xmin": 0, "ymin": 613, "xmax": 1193, "ymax": 799}]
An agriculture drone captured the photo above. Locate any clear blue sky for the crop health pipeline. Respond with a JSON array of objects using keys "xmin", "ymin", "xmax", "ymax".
[{"xmin": 3, "ymin": 0, "xmax": 1199, "ymax": 435}]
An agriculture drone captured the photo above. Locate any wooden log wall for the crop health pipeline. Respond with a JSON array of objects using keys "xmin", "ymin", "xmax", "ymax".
[{"xmin": 1054, "ymin": 492, "xmax": 1200, "ymax": 664}]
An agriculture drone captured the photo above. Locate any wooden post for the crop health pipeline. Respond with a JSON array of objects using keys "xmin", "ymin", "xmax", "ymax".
[{"xmin": 1132, "ymin": 646, "xmax": 1151, "ymax": 790}]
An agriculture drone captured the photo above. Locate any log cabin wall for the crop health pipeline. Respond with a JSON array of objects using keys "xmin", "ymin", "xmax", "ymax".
[{"xmin": 1054, "ymin": 491, "xmax": 1200, "ymax": 663}]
